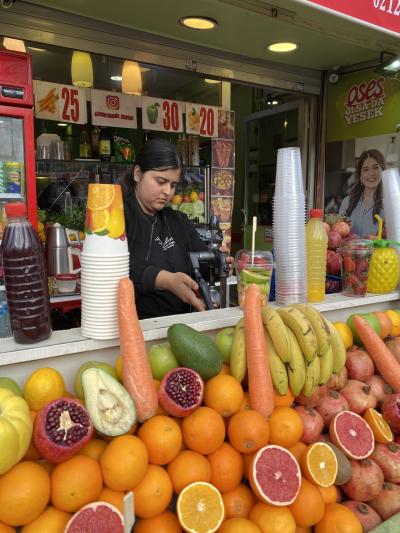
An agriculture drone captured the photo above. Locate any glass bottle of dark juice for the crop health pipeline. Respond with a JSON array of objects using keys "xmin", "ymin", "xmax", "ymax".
[{"xmin": 0, "ymin": 202, "xmax": 52, "ymax": 343}]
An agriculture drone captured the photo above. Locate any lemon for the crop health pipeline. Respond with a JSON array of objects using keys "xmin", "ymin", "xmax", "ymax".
[
  {"xmin": 106, "ymin": 208, "xmax": 125, "ymax": 239},
  {"xmin": 115, "ymin": 355, "xmax": 123, "ymax": 382},
  {"xmin": 91, "ymin": 209, "xmax": 110, "ymax": 234},
  {"xmin": 24, "ymin": 367, "xmax": 66, "ymax": 411},
  {"xmin": 190, "ymin": 191, "xmax": 199, "ymax": 202}
]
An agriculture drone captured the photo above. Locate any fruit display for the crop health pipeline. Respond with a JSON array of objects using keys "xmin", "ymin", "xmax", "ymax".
[
  {"xmin": 3, "ymin": 282, "xmax": 400, "ymax": 531},
  {"xmin": 235, "ymin": 249, "xmax": 273, "ymax": 307},
  {"xmin": 324, "ymin": 214, "xmax": 352, "ymax": 278},
  {"xmin": 339, "ymin": 239, "xmax": 375, "ymax": 296}
]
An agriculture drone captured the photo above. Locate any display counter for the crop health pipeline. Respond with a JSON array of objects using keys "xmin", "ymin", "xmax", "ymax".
[{"xmin": 1, "ymin": 291, "xmax": 400, "ymax": 391}]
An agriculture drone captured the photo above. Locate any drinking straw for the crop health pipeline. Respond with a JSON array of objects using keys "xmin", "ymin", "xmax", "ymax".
[{"xmin": 251, "ymin": 216, "xmax": 257, "ymax": 265}]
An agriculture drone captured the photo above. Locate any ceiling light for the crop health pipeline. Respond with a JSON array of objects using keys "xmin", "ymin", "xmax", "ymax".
[
  {"xmin": 204, "ymin": 78, "xmax": 221, "ymax": 84},
  {"xmin": 57, "ymin": 123, "xmax": 68, "ymax": 127},
  {"xmin": 268, "ymin": 42, "xmax": 298, "ymax": 53},
  {"xmin": 179, "ymin": 16, "xmax": 217, "ymax": 30},
  {"xmin": 375, "ymin": 52, "xmax": 400, "ymax": 76},
  {"xmin": 122, "ymin": 60, "xmax": 142, "ymax": 95},
  {"xmin": 71, "ymin": 51, "xmax": 94, "ymax": 88},
  {"xmin": 110, "ymin": 75, "xmax": 122, "ymax": 81},
  {"xmin": 3, "ymin": 37, "xmax": 26, "ymax": 53},
  {"xmin": 27, "ymin": 46, "xmax": 47, "ymax": 52}
]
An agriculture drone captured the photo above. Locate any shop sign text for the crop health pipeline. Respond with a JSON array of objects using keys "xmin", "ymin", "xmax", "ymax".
[{"xmin": 344, "ymin": 76, "xmax": 386, "ymax": 125}]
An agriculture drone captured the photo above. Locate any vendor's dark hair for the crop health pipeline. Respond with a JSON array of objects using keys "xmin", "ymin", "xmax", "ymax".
[
  {"xmin": 346, "ymin": 149, "xmax": 386, "ymax": 223},
  {"xmin": 122, "ymin": 138, "xmax": 183, "ymax": 193}
]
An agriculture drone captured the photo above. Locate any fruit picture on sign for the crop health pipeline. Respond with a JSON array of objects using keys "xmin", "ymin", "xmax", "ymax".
[
  {"xmin": 211, "ymin": 197, "xmax": 233, "ymax": 223},
  {"xmin": 188, "ymin": 107, "xmax": 201, "ymax": 132},
  {"xmin": 212, "ymin": 139, "xmax": 234, "ymax": 168},
  {"xmin": 37, "ymin": 87, "xmax": 59, "ymax": 114},
  {"xmin": 211, "ymin": 168, "xmax": 234, "ymax": 196},
  {"xmin": 218, "ymin": 110, "xmax": 235, "ymax": 139},
  {"xmin": 146, "ymin": 103, "xmax": 159, "ymax": 124}
]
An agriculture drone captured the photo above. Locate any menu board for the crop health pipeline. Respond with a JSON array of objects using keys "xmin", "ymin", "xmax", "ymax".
[
  {"xmin": 185, "ymin": 103, "xmax": 219, "ymax": 138},
  {"xmin": 91, "ymin": 90, "xmax": 139, "ymax": 129},
  {"xmin": 141, "ymin": 96, "xmax": 184, "ymax": 132},
  {"xmin": 33, "ymin": 81, "xmax": 87, "ymax": 124}
]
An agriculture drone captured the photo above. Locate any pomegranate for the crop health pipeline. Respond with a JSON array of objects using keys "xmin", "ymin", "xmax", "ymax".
[
  {"xmin": 294, "ymin": 405, "xmax": 324, "ymax": 444},
  {"xmin": 340, "ymin": 380, "xmax": 377, "ymax": 415},
  {"xmin": 341, "ymin": 458, "xmax": 384, "ymax": 502},
  {"xmin": 295, "ymin": 385, "xmax": 328, "ymax": 407},
  {"xmin": 327, "ymin": 367, "xmax": 348, "ymax": 390},
  {"xmin": 345, "ymin": 346, "xmax": 375, "ymax": 381},
  {"xmin": 316, "ymin": 390, "xmax": 349, "ymax": 426},
  {"xmin": 328, "ymin": 230, "xmax": 342, "ymax": 251},
  {"xmin": 371, "ymin": 442, "xmax": 400, "ymax": 483},
  {"xmin": 366, "ymin": 375, "xmax": 393, "ymax": 407},
  {"xmin": 342, "ymin": 501, "xmax": 382, "ymax": 532},
  {"xmin": 384, "ymin": 336, "xmax": 400, "ymax": 364},
  {"xmin": 332, "ymin": 220, "xmax": 351, "ymax": 238},
  {"xmin": 158, "ymin": 367, "xmax": 204, "ymax": 417},
  {"xmin": 369, "ymin": 482, "xmax": 400, "ymax": 521},
  {"xmin": 326, "ymin": 250, "xmax": 341, "ymax": 276},
  {"xmin": 381, "ymin": 392, "xmax": 400, "ymax": 434},
  {"xmin": 33, "ymin": 397, "xmax": 94, "ymax": 463}
]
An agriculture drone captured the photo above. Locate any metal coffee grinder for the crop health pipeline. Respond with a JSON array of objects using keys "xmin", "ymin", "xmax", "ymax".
[{"xmin": 189, "ymin": 215, "xmax": 229, "ymax": 310}]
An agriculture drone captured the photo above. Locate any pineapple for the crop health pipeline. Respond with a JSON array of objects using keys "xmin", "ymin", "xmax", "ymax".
[{"xmin": 367, "ymin": 215, "xmax": 400, "ymax": 293}]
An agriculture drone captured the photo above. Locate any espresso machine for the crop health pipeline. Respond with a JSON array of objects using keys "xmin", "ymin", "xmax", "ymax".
[{"xmin": 189, "ymin": 215, "xmax": 230, "ymax": 310}]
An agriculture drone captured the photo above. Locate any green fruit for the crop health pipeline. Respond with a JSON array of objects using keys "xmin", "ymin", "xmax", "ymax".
[
  {"xmin": 347, "ymin": 313, "xmax": 381, "ymax": 346},
  {"xmin": 74, "ymin": 361, "xmax": 117, "ymax": 400},
  {"xmin": 147, "ymin": 103, "xmax": 159, "ymax": 124},
  {"xmin": 214, "ymin": 327, "xmax": 235, "ymax": 364},
  {"xmin": 168, "ymin": 324, "xmax": 223, "ymax": 380},
  {"xmin": 0, "ymin": 377, "xmax": 23, "ymax": 397},
  {"xmin": 148, "ymin": 343, "xmax": 179, "ymax": 380},
  {"xmin": 240, "ymin": 269, "xmax": 270, "ymax": 283}
]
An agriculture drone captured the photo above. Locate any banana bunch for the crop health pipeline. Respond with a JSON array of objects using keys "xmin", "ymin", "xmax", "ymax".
[{"xmin": 230, "ymin": 304, "xmax": 346, "ymax": 399}]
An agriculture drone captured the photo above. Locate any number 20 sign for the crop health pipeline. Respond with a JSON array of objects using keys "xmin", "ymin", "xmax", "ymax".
[{"xmin": 186, "ymin": 103, "xmax": 218, "ymax": 138}]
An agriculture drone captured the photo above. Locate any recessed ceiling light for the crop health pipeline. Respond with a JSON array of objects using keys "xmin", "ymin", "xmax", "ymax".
[
  {"xmin": 204, "ymin": 78, "xmax": 221, "ymax": 84},
  {"xmin": 179, "ymin": 16, "xmax": 217, "ymax": 30},
  {"xmin": 57, "ymin": 123, "xmax": 68, "ymax": 127},
  {"xmin": 110, "ymin": 75, "xmax": 122, "ymax": 81},
  {"xmin": 27, "ymin": 46, "xmax": 47, "ymax": 52},
  {"xmin": 268, "ymin": 42, "xmax": 298, "ymax": 53},
  {"xmin": 3, "ymin": 37, "xmax": 26, "ymax": 53}
]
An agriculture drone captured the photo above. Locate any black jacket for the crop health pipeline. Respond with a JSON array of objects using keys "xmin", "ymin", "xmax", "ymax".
[{"xmin": 123, "ymin": 187, "xmax": 207, "ymax": 319}]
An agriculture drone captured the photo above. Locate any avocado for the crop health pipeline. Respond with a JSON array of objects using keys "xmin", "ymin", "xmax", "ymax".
[
  {"xmin": 167, "ymin": 323, "xmax": 223, "ymax": 380},
  {"xmin": 81, "ymin": 367, "xmax": 137, "ymax": 437}
]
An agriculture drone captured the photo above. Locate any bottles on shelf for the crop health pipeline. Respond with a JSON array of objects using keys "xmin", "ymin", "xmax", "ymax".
[
  {"xmin": 79, "ymin": 127, "xmax": 92, "ymax": 159},
  {"xmin": 91, "ymin": 126, "xmax": 100, "ymax": 159},
  {"xmin": 99, "ymin": 127, "xmax": 112, "ymax": 161}
]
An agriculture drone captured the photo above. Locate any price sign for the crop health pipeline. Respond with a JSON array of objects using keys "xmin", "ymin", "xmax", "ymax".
[
  {"xmin": 33, "ymin": 81, "xmax": 87, "ymax": 124},
  {"xmin": 141, "ymin": 96, "xmax": 183, "ymax": 132},
  {"xmin": 186, "ymin": 103, "xmax": 218, "ymax": 138},
  {"xmin": 91, "ymin": 89, "xmax": 139, "ymax": 128}
]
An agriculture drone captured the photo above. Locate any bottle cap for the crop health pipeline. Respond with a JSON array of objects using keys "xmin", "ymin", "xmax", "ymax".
[
  {"xmin": 5, "ymin": 202, "xmax": 27, "ymax": 218},
  {"xmin": 310, "ymin": 208, "xmax": 323, "ymax": 218}
]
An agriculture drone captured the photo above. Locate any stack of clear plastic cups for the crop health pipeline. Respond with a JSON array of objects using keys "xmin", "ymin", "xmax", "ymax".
[{"xmin": 272, "ymin": 147, "xmax": 308, "ymax": 304}]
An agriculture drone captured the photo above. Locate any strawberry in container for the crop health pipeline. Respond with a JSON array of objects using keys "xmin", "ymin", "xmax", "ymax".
[
  {"xmin": 367, "ymin": 215, "xmax": 400, "ymax": 294},
  {"xmin": 339, "ymin": 239, "xmax": 374, "ymax": 296}
]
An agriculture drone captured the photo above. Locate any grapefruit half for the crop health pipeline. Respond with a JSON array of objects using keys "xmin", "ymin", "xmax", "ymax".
[
  {"xmin": 329, "ymin": 410, "xmax": 374, "ymax": 460},
  {"xmin": 65, "ymin": 501, "xmax": 124, "ymax": 533}
]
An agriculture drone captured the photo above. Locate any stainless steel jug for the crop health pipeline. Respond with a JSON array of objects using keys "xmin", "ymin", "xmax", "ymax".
[{"xmin": 45, "ymin": 223, "xmax": 81, "ymax": 276}]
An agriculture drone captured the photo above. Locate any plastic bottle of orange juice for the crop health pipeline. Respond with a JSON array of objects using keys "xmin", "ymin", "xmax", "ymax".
[{"xmin": 306, "ymin": 208, "xmax": 328, "ymax": 302}]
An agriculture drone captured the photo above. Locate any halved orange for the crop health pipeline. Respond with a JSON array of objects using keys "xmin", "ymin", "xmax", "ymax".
[
  {"xmin": 363, "ymin": 407, "xmax": 393, "ymax": 444},
  {"xmin": 91, "ymin": 209, "xmax": 110, "ymax": 233},
  {"xmin": 300, "ymin": 442, "xmax": 338, "ymax": 488},
  {"xmin": 87, "ymin": 184, "xmax": 115, "ymax": 211},
  {"xmin": 177, "ymin": 481, "xmax": 225, "ymax": 533}
]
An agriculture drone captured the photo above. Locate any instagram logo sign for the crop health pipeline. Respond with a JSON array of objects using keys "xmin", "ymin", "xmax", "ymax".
[{"xmin": 106, "ymin": 95, "xmax": 120, "ymax": 110}]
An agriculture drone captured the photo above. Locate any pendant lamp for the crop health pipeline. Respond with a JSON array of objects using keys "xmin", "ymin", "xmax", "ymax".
[
  {"xmin": 122, "ymin": 60, "xmax": 142, "ymax": 95},
  {"xmin": 3, "ymin": 37, "xmax": 26, "ymax": 53},
  {"xmin": 71, "ymin": 51, "xmax": 93, "ymax": 88}
]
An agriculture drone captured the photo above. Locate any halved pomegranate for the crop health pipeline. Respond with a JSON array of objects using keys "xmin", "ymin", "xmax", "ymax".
[
  {"xmin": 33, "ymin": 397, "xmax": 94, "ymax": 463},
  {"xmin": 158, "ymin": 367, "xmax": 204, "ymax": 417}
]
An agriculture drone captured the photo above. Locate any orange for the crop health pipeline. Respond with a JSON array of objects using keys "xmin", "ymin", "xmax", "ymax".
[
  {"xmin": 300, "ymin": 442, "xmax": 338, "ymax": 488},
  {"xmin": 182, "ymin": 406, "xmax": 225, "ymax": 455},
  {"xmin": 98, "ymin": 487, "xmax": 125, "ymax": 513},
  {"xmin": 239, "ymin": 391, "xmax": 251, "ymax": 411},
  {"xmin": 268, "ymin": 406, "xmax": 303, "ymax": 448},
  {"xmin": 0, "ymin": 523, "xmax": 15, "ymax": 533},
  {"xmin": 207, "ymin": 442, "xmax": 244, "ymax": 493},
  {"xmin": 295, "ymin": 528, "xmax": 312, "ymax": 533},
  {"xmin": 167, "ymin": 450, "xmax": 211, "ymax": 494},
  {"xmin": 274, "ymin": 388, "xmax": 295, "ymax": 407},
  {"xmin": 218, "ymin": 364, "xmax": 231, "ymax": 376},
  {"xmin": 87, "ymin": 184, "xmax": 115, "ymax": 210},
  {"xmin": 385, "ymin": 310, "xmax": 400, "ymax": 336},
  {"xmin": 318, "ymin": 484, "xmax": 340, "ymax": 504},
  {"xmin": 0, "ymin": 461, "xmax": 50, "ymax": 527},
  {"xmin": 138, "ymin": 415, "xmax": 182, "ymax": 465},
  {"xmin": 227, "ymin": 409, "xmax": 270, "ymax": 454},
  {"xmin": 132, "ymin": 464, "xmax": 173, "ymax": 519},
  {"xmin": 177, "ymin": 481, "xmax": 225, "ymax": 533},
  {"xmin": 242, "ymin": 452, "xmax": 255, "ymax": 480},
  {"xmin": 23, "ymin": 368, "xmax": 65, "ymax": 411},
  {"xmin": 288, "ymin": 478, "xmax": 325, "ymax": 528},
  {"xmin": 219, "ymin": 517, "xmax": 261, "ymax": 532},
  {"xmin": 78, "ymin": 438, "xmax": 107, "ymax": 461},
  {"xmin": 333, "ymin": 322, "xmax": 353, "ymax": 350},
  {"xmin": 314, "ymin": 502, "xmax": 362, "ymax": 533},
  {"xmin": 51, "ymin": 455, "xmax": 103, "ymax": 513},
  {"xmin": 364, "ymin": 407, "xmax": 393, "ymax": 443},
  {"xmin": 204, "ymin": 375, "xmax": 244, "ymax": 417},
  {"xmin": 134, "ymin": 510, "xmax": 182, "ymax": 533},
  {"xmin": 100, "ymin": 434, "xmax": 148, "ymax": 491},
  {"xmin": 90, "ymin": 209, "xmax": 110, "ymax": 233},
  {"xmin": 288, "ymin": 441, "xmax": 307, "ymax": 462},
  {"xmin": 20, "ymin": 506, "xmax": 71, "ymax": 533},
  {"xmin": 249, "ymin": 502, "xmax": 296, "ymax": 533},
  {"xmin": 222, "ymin": 483, "xmax": 256, "ymax": 519},
  {"xmin": 37, "ymin": 460, "xmax": 55, "ymax": 476}
]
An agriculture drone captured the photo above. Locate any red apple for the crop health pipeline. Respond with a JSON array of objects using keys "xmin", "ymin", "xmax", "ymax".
[{"xmin": 332, "ymin": 220, "xmax": 350, "ymax": 238}]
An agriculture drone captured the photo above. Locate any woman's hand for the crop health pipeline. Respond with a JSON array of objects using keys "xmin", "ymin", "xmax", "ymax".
[{"xmin": 155, "ymin": 271, "xmax": 206, "ymax": 312}]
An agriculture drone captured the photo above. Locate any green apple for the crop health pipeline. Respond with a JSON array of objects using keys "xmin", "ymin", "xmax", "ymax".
[
  {"xmin": 347, "ymin": 313, "xmax": 381, "ymax": 346},
  {"xmin": 215, "ymin": 327, "xmax": 236, "ymax": 364},
  {"xmin": 148, "ymin": 343, "xmax": 179, "ymax": 380},
  {"xmin": 0, "ymin": 377, "xmax": 23, "ymax": 397},
  {"xmin": 74, "ymin": 361, "xmax": 117, "ymax": 400}
]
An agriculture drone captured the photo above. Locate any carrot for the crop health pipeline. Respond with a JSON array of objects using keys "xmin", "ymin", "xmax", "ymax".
[
  {"xmin": 118, "ymin": 277, "xmax": 158, "ymax": 421},
  {"xmin": 354, "ymin": 315, "xmax": 400, "ymax": 392},
  {"xmin": 243, "ymin": 283, "xmax": 275, "ymax": 417}
]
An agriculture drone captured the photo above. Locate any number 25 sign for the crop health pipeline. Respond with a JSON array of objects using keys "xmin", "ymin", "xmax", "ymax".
[
  {"xmin": 33, "ymin": 81, "xmax": 87, "ymax": 124},
  {"xmin": 186, "ymin": 103, "xmax": 218, "ymax": 138}
]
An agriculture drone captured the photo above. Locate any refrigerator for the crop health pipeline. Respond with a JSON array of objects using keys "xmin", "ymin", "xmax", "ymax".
[{"xmin": 0, "ymin": 50, "xmax": 37, "ymax": 229}]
